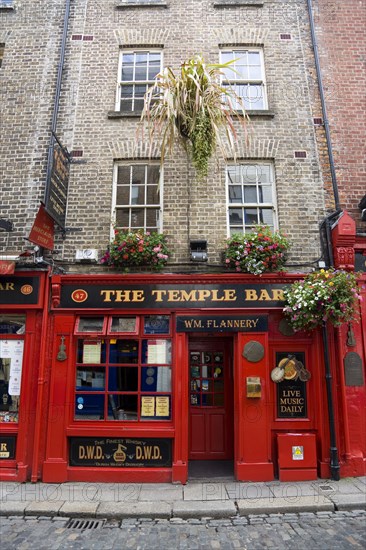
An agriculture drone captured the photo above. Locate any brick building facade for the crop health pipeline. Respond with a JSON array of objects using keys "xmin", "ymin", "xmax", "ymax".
[{"xmin": 0, "ymin": 1, "xmax": 365, "ymax": 483}]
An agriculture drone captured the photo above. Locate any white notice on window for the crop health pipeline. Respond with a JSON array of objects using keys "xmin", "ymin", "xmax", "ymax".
[
  {"xmin": 3, "ymin": 340, "xmax": 24, "ymax": 396},
  {"xmin": 147, "ymin": 340, "xmax": 167, "ymax": 364},
  {"xmin": 83, "ymin": 341, "xmax": 101, "ymax": 364}
]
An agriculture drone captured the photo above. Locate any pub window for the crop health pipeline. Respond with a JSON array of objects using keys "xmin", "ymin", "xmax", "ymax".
[
  {"xmin": 226, "ymin": 162, "xmax": 277, "ymax": 235},
  {"xmin": 112, "ymin": 162, "xmax": 162, "ymax": 233},
  {"xmin": 74, "ymin": 315, "xmax": 172, "ymax": 422},
  {"xmin": 0, "ymin": 315, "xmax": 26, "ymax": 424}
]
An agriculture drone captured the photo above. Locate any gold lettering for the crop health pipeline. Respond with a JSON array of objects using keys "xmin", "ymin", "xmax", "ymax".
[
  {"xmin": 223, "ymin": 289, "xmax": 237, "ymax": 301},
  {"xmin": 197, "ymin": 290, "xmax": 211, "ymax": 301},
  {"xmin": 180, "ymin": 290, "xmax": 197, "ymax": 301},
  {"xmin": 272, "ymin": 289, "xmax": 284, "ymax": 301},
  {"xmin": 167, "ymin": 290, "xmax": 181, "ymax": 301},
  {"xmin": 0, "ymin": 443, "xmax": 7, "ymax": 451},
  {"xmin": 101, "ymin": 290, "xmax": 114, "ymax": 302},
  {"xmin": 0, "ymin": 283, "xmax": 15, "ymax": 291},
  {"xmin": 258, "ymin": 289, "xmax": 271, "ymax": 301},
  {"xmin": 151, "ymin": 290, "xmax": 166, "ymax": 302},
  {"xmin": 245, "ymin": 289, "xmax": 258, "ymax": 301}
]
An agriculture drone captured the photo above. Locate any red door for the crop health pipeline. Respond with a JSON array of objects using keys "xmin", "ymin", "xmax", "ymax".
[{"xmin": 189, "ymin": 339, "xmax": 233, "ymax": 460}]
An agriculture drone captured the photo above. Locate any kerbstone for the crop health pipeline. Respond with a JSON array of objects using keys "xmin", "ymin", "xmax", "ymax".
[
  {"xmin": 173, "ymin": 500, "xmax": 236, "ymax": 518},
  {"xmin": 59, "ymin": 501, "xmax": 99, "ymax": 517},
  {"xmin": 24, "ymin": 501, "xmax": 64, "ymax": 516},
  {"xmin": 237, "ymin": 496, "xmax": 334, "ymax": 515},
  {"xmin": 96, "ymin": 501, "xmax": 171, "ymax": 519}
]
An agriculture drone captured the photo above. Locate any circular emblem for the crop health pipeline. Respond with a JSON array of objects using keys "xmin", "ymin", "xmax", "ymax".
[
  {"xmin": 279, "ymin": 357, "xmax": 297, "ymax": 380},
  {"xmin": 242, "ymin": 341, "xmax": 265, "ymax": 363},
  {"xmin": 71, "ymin": 289, "xmax": 88, "ymax": 303},
  {"xmin": 21, "ymin": 284, "xmax": 33, "ymax": 295},
  {"xmin": 271, "ymin": 367, "xmax": 285, "ymax": 383}
]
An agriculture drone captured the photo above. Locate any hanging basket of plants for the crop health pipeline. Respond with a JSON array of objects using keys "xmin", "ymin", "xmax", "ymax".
[
  {"xmin": 224, "ymin": 226, "xmax": 290, "ymax": 275},
  {"xmin": 100, "ymin": 230, "xmax": 170, "ymax": 272},
  {"xmin": 283, "ymin": 269, "xmax": 361, "ymax": 332},
  {"xmin": 141, "ymin": 55, "xmax": 247, "ymax": 179}
]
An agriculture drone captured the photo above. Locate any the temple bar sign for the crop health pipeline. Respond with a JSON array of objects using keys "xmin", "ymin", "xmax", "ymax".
[
  {"xmin": 177, "ymin": 315, "xmax": 268, "ymax": 332},
  {"xmin": 60, "ymin": 283, "xmax": 286, "ymax": 309}
]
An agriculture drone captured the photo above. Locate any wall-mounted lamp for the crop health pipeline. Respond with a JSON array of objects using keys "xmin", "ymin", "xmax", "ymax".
[{"xmin": 190, "ymin": 240, "xmax": 208, "ymax": 262}]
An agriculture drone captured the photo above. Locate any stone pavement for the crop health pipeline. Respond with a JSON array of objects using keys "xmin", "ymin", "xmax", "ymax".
[{"xmin": 0, "ymin": 477, "xmax": 365, "ymax": 520}]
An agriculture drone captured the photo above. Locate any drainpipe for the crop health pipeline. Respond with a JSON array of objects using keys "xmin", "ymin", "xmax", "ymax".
[
  {"xmin": 31, "ymin": 0, "xmax": 71, "ymax": 482},
  {"xmin": 306, "ymin": 0, "xmax": 340, "ymax": 480},
  {"xmin": 44, "ymin": 0, "xmax": 71, "ymax": 209}
]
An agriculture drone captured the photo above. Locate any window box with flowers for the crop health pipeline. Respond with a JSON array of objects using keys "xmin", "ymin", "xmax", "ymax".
[
  {"xmin": 283, "ymin": 269, "xmax": 361, "ymax": 332},
  {"xmin": 100, "ymin": 230, "xmax": 170, "ymax": 272},
  {"xmin": 224, "ymin": 226, "xmax": 290, "ymax": 275}
]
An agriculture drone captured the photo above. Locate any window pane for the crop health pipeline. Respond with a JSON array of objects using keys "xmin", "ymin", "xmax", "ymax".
[
  {"xmin": 108, "ymin": 394, "xmax": 138, "ymax": 421},
  {"xmin": 110, "ymin": 317, "xmax": 137, "ymax": 333},
  {"xmin": 142, "ymin": 339, "xmax": 171, "ymax": 364},
  {"xmin": 242, "ymin": 164, "xmax": 257, "ymax": 182},
  {"xmin": 122, "ymin": 54, "xmax": 134, "ymax": 64},
  {"xmin": 229, "ymin": 208, "xmax": 243, "ymax": 225},
  {"xmin": 121, "ymin": 66, "xmax": 134, "ymax": 81},
  {"xmin": 227, "ymin": 166, "xmax": 241, "ymax": 184},
  {"xmin": 76, "ymin": 367, "xmax": 105, "ymax": 390},
  {"xmin": 148, "ymin": 63, "xmax": 160, "ymax": 80},
  {"xmin": 248, "ymin": 52, "xmax": 260, "ymax": 65},
  {"xmin": 131, "ymin": 165, "xmax": 145, "ymax": 185},
  {"xmin": 117, "ymin": 166, "xmax": 130, "ymax": 184},
  {"xmin": 0, "ymin": 355, "xmax": 21, "ymax": 422},
  {"xmin": 257, "ymin": 165, "xmax": 271, "ymax": 183},
  {"xmin": 244, "ymin": 186, "xmax": 257, "ymax": 203},
  {"xmin": 229, "ymin": 185, "xmax": 242, "ymax": 203},
  {"xmin": 121, "ymin": 85, "xmax": 133, "ymax": 98},
  {"xmin": 115, "ymin": 208, "xmax": 129, "ymax": 227},
  {"xmin": 110, "ymin": 340, "xmax": 139, "ymax": 364},
  {"xmin": 146, "ymin": 165, "xmax": 160, "ymax": 183},
  {"xmin": 0, "ymin": 315, "xmax": 26, "ymax": 334},
  {"xmin": 258, "ymin": 184, "xmax": 272, "ymax": 203},
  {"xmin": 244, "ymin": 208, "xmax": 258, "ymax": 224},
  {"xmin": 131, "ymin": 185, "xmax": 145, "ymax": 205},
  {"xmin": 221, "ymin": 51, "xmax": 233, "ymax": 63},
  {"xmin": 75, "ymin": 394, "xmax": 104, "ymax": 420},
  {"xmin": 108, "ymin": 367, "xmax": 138, "ymax": 391},
  {"xmin": 236, "ymin": 63, "xmax": 249, "ymax": 80},
  {"xmin": 141, "ymin": 366, "xmax": 171, "ymax": 391},
  {"xmin": 77, "ymin": 317, "xmax": 104, "ymax": 332},
  {"xmin": 248, "ymin": 65, "xmax": 262, "ymax": 80},
  {"xmin": 260, "ymin": 209, "xmax": 274, "ymax": 226},
  {"xmin": 131, "ymin": 208, "xmax": 144, "ymax": 228},
  {"xmin": 135, "ymin": 66, "xmax": 147, "ymax": 81},
  {"xmin": 149, "ymin": 53, "xmax": 161, "ymax": 63},
  {"xmin": 120, "ymin": 98, "xmax": 133, "ymax": 112},
  {"xmin": 146, "ymin": 185, "xmax": 159, "ymax": 205},
  {"xmin": 135, "ymin": 53, "xmax": 148, "ymax": 64},
  {"xmin": 116, "ymin": 186, "xmax": 130, "ymax": 204},
  {"xmin": 144, "ymin": 315, "xmax": 170, "ymax": 334}
]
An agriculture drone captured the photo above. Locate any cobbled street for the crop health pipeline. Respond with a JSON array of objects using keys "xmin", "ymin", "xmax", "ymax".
[{"xmin": 1, "ymin": 510, "xmax": 365, "ymax": 550}]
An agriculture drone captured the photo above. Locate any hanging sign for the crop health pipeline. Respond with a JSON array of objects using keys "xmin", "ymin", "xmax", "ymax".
[
  {"xmin": 44, "ymin": 137, "xmax": 70, "ymax": 229},
  {"xmin": 28, "ymin": 204, "xmax": 55, "ymax": 250},
  {"xmin": 0, "ymin": 261, "xmax": 15, "ymax": 275}
]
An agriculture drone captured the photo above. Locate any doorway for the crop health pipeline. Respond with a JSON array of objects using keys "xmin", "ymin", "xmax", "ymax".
[{"xmin": 188, "ymin": 338, "xmax": 234, "ymax": 466}]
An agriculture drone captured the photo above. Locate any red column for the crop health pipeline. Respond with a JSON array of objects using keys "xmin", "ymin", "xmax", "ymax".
[{"xmin": 235, "ymin": 332, "xmax": 274, "ymax": 481}]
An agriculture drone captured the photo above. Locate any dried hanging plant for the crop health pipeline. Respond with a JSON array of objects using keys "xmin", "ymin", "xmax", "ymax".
[{"xmin": 140, "ymin": 55, "xmax": 248, "ymax": 179}]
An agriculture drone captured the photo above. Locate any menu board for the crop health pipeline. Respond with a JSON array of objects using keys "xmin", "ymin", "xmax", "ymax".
[{"xmin": 82, "ymin": 341, "xmax": 101, "ymax": 364}]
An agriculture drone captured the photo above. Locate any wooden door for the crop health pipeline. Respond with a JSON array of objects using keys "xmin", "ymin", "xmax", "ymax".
[{"xmin": 189, "ymin": 339, "xmax": 233, "ymax": 460}]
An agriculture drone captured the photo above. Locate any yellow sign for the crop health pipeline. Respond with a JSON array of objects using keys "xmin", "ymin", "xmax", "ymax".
[
  {"xmin": 155, "ymin": 396, "xmax": 170, "ymax": 417},
  {"xmin": 141, "ymin": 396, "xmax": 155, "ymax": 416}
]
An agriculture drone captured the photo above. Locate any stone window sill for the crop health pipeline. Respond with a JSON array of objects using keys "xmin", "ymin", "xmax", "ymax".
[
  {"xmin": 108, "ymin": 111, "xmax": 142, "ymax": 119},
  {"xmin": 214, "ymin": 1, "xmax": 264, "ymax": 7},
  {"xmin": 246, "ymin": 110, "xmax": 275, "ymax": 118},
  {"xmin": 116, "ymin": 1, "xmax": 168, "ymax": 8}
]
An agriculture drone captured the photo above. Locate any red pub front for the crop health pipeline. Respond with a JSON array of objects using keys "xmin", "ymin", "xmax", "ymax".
[{"xmin": 39, "ymin": 272, "xmax": 366, "ymax": 484}]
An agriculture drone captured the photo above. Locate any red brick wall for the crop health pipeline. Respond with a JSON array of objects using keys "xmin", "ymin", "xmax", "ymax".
[{"xmin": 314, "ymin": 0, "xmax": 366, "ymax": 231}]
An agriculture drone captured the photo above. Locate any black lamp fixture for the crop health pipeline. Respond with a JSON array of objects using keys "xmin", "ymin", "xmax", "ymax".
[{"xmin": 190, "ymin": 240, "xmax": 208, "ymax": 262}]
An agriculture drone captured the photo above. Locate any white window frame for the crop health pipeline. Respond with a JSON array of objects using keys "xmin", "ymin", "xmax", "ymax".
[
  {"xmin": 225, "ymin": 162, "xmax": 277, "ymax": 236},
  {"xmin": 111, "ymin": 162, "xmax": 163, "ymax": 238},
  {"xmin": 115, "ymin": 49, "xmax": 162, "ymax": 113},
  {"xmin": 220, "ymin": 48, "xmax": 267, "ymax": 110}
]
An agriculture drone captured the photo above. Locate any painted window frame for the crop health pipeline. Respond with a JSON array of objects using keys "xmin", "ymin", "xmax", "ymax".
[
  {"xmin": 225, "ymin": 161, "xmax": 278, "ymax": 235},
  {"xmin": 115, "ymin": 49, "xmax": 162, "ymax": 114},
  {"xmin": 111, "ymin": 162, "xmax": 163, "ymax": 237},
  {"xmin": 220, "ymin": 48, "xmax": 268, "ymax": 110}
]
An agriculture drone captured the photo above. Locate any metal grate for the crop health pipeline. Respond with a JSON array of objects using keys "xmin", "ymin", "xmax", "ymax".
[
  {"xmin": 318, "ymin": 484, "xmax": 334, "ymax": 491},
  {"xmin": 66, "ymin": 518, "xmax": 105, "ymax": 531}
]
